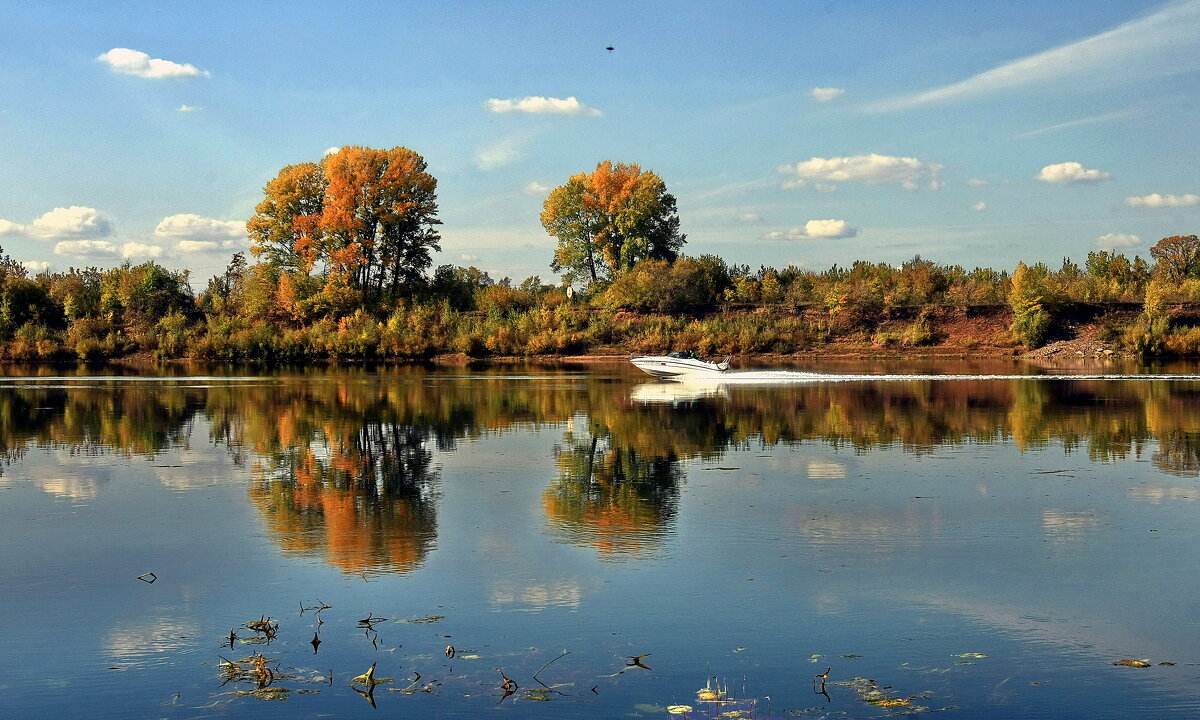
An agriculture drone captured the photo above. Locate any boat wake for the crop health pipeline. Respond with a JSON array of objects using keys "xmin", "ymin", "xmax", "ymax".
[{"xmin": 651, "ymin": 370, "xmax": 1200, "ymax": 385}]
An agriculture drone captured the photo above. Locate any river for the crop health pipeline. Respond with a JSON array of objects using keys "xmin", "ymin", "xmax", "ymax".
[{"xmin": 1, "ymin": 361, "xmax": 1198, "ymax": 718}]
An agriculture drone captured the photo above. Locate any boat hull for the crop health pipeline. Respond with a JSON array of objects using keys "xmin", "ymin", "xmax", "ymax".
[{"xmin": 630, "ymin": 355, "xmax": 728, "ymax": 379}]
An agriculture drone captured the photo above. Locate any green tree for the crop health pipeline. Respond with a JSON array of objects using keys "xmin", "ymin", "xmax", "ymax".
[
  {"xmin": 0, "ymin": 248, "xmax": 58, "ymax": 340},
  {"xmin": 1009, "ymin": 261, "xmax": 1051, "ymax": 348},
  {"xmin": 542, "ymin": 161, "xmax": 684, "ymax": 285},
  {"xmin": 1150, "ymin": 235, "xmax": 1200, "ymax": 281}
]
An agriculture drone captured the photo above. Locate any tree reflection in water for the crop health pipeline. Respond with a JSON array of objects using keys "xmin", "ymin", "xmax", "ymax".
[
  {"xmin": 4, "ymin": 370, "xmax": 1200, "ymax": 575},
  {"xmin": 543, "ymin": 426, "xmax": 683, "ymax": 559},
  {"xmin": 248, "ymin": 420, "xmax": 439, "ymax": 574}
]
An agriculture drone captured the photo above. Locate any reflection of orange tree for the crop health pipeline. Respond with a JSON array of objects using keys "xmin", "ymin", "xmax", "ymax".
[
  {"xmin": 227, "ymin": 370, "xmax": 589, "ymax": 573},
  {"xmin": 543, "ymin": 433, "xmax": 682, "ymax": 558},
  {"xmin": 542, "ymin": 405, "xmax": 712, "ymax": 558},
  {"xmin": 248, "ymin": 422, "xmax": 439, "ymax": 574}
]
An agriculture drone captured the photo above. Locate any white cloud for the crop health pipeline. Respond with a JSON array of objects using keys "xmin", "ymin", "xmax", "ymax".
[
  {"xmin": 966, "ymin": 178, "xmax": 989, "ymax": 187},
  {"xmin": 22, "ymin": 260, "xmax": 50, "ymax": 274},
  {"xmin": 177, "ymin": 240, "xmax": 221, "ymax": 253},
  {"xmin": 765, "ymin": 219, "xmax": 859, "ymax": 240},
  {"xmin": 30, "ymin": 206, "xmax": 113, "ymax": 239},
  {"xmin": 54, "ymin": 239, "xmax": 118, "ymax": 258},
  {"xmin": 484, "ymin": 96, "xmax": 601, "ymax": 116},
  {"xmin": 0, "ymin": 219, "xmax": 24, "ymax": 236},
  {"xmin": 522, "ymin": 181, "xmax": 553, "ymax": 196},
  {"xmin": 97, "ymin": 48, "xmax": 210, "ymax": 79},
  {"xmin": 867, "ymin": 0, "xmax": 1200, "ymax": 111},
  {"xmin": 1125, "ymin": 193, "xmax": 1200, "ymax": 208},
  {"xmin": 1036, "ymin": 161, "xmax": 1111, "ymax": 185},
  {"xmin": 779, "ymin": 154, "xmax": 943, "ymax": 191},
  {"xmin": 475, "ymin": 137, "xmax": 521, "ymax": 171},
  {"xmin": 810, "ymin": 87, "xmax": 845, "ymax": 102},
  {"xmin": 972, "ymin": 201, "xmax": 987, "ymax": 211},
  {"xmin": 324, "ymin": 146, "xmax": 341, "ymax": 156},
  {"xmin": 177, "ymin": 104, "xmax": 199, "ymax": 112},
  {"xmin": 121, "ymin": 242, "xmax": 163, "ymax": 258},
  {"xmin": 460, "ymin": 254, "xmax": 478, "ymax": 262},
  {"xmin": 738, "ymin": 212, "xmax": 762, "ymax": 223},
  {"xmin": 154, "ymin": 213, "xmax": 245, "ymax": 244},
  {"xmin": 1097, "ymin": 232, "xmax": 1141, "ymax": 249}
]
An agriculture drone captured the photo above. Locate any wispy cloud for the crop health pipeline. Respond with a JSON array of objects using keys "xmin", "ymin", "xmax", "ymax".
[
  {"xmin": 97, "ymin": 48, "xmax": 211, "ymax": 79},
  {"xmin": 765, "ymin": 219, "xmax": 859, "ymax": 240},
  {"xmin": 1016, "ymin": 109, "xmax": 1139, "ymax": 138},
  {"xmin": 485, "ymin": 96, "xmax": 601, "ymax": 116},
  {"xmin": 867, "ymin": 0, "xmax": 1200, "ymax": 111},
  {"xmin": 522, "ymin": 181, "xmax": 553, "ymax": 197},
  {"xmin": 810, "ymin": 87, "xmax": 845, "ymax": 102},
  {"xmin": 1036, "ymin": 161, "xmax": 1111, "ymax": 185},
  {"xmin": 779, "ymin": 154, "xmax": 943, "ymax": 191},
  {"xmin": 475, "ymin": 137, "xmax": 522, "ymax": 170},
  {"xmin": 1126, "ymin": 193, "xmax": 1200, "ymax": 208}
]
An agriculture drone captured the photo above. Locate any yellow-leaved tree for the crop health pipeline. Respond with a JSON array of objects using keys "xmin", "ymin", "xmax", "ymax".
[{"xmin": 541, "ymin": 161, "xmax": 684, "ymax": 286}]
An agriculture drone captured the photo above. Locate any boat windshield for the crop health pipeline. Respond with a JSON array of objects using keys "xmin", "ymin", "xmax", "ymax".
[{"xmin": 666, "ymin": 351, "xmax": 697, "ymax": 359}]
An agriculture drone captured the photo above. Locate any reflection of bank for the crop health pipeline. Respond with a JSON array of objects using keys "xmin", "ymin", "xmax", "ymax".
[{"xmin": 247, "ymin": 423, "xmax": 439, "ymax": 574}]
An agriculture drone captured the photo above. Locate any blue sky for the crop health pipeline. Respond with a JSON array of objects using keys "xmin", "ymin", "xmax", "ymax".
[{"xmin": 1, "ymin": 0, "xmax": 1198, "ymax": 285}]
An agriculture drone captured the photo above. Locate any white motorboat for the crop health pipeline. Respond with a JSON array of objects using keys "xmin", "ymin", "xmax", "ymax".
[{"xmin": 629, "ymin": 351, "xmax": 731, "ymax": 379}]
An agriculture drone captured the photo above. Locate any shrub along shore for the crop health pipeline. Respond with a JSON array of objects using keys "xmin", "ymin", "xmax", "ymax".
[{"xmin": 4, "ymin": 245, "xmax": 1200, "ymax": 364}]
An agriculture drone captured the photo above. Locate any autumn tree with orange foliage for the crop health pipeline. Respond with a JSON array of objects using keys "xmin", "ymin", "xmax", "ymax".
[
  {"xmin": 542, "ymin": 160, "xmax": 684, "ymax": 286},
  {"xmin": 247, "ymin": 146, "xmax": 441, "ymax": 310}
]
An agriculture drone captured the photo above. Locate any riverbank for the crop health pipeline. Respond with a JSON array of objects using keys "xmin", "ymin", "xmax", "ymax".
[{"xmin": 0, "ymin": 303, "xmax": 1168, "ymax": 367}]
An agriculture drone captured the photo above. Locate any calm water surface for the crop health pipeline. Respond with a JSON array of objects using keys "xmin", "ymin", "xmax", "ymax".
[{"xmin": 2, "ymin": 362, "xmax": 1199, "ymax": 718}]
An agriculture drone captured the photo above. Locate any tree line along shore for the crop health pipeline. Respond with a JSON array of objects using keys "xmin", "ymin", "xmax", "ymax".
[{"xmin": 1, "ymin": 146, "xmax": 1197, "ymax": 363}]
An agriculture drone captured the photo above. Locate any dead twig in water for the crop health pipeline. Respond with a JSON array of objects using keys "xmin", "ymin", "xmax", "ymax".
[
  {"xmin": 497, "ymin": 668, "xmax": 519, "ymax": 691},
  {"xmin": 351, "ymin": 662, "xmax": 377, "ymax": 685},
  {"xmin": 532, "ymin": 650, "xmax": 573, "ymax": 694}
]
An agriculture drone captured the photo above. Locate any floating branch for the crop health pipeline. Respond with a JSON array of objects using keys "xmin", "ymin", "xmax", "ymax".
[
  {"xmin": 136, "ymin": 572, "xmax": 157, "ymax": 584},
  {"xmin": 300, "ymin": 599, "xmax": 332, "ymax": 616},
  {"xmin": 498, "ymin": 668, "xmax": 519, "ymax": 691},
  {"xmin": 351, "ymin": 662, "xmax": 378, "ymax": 685},
  {"xmin": 358, "ymin": 612, "xmax": 387, "ymax": 628}
]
